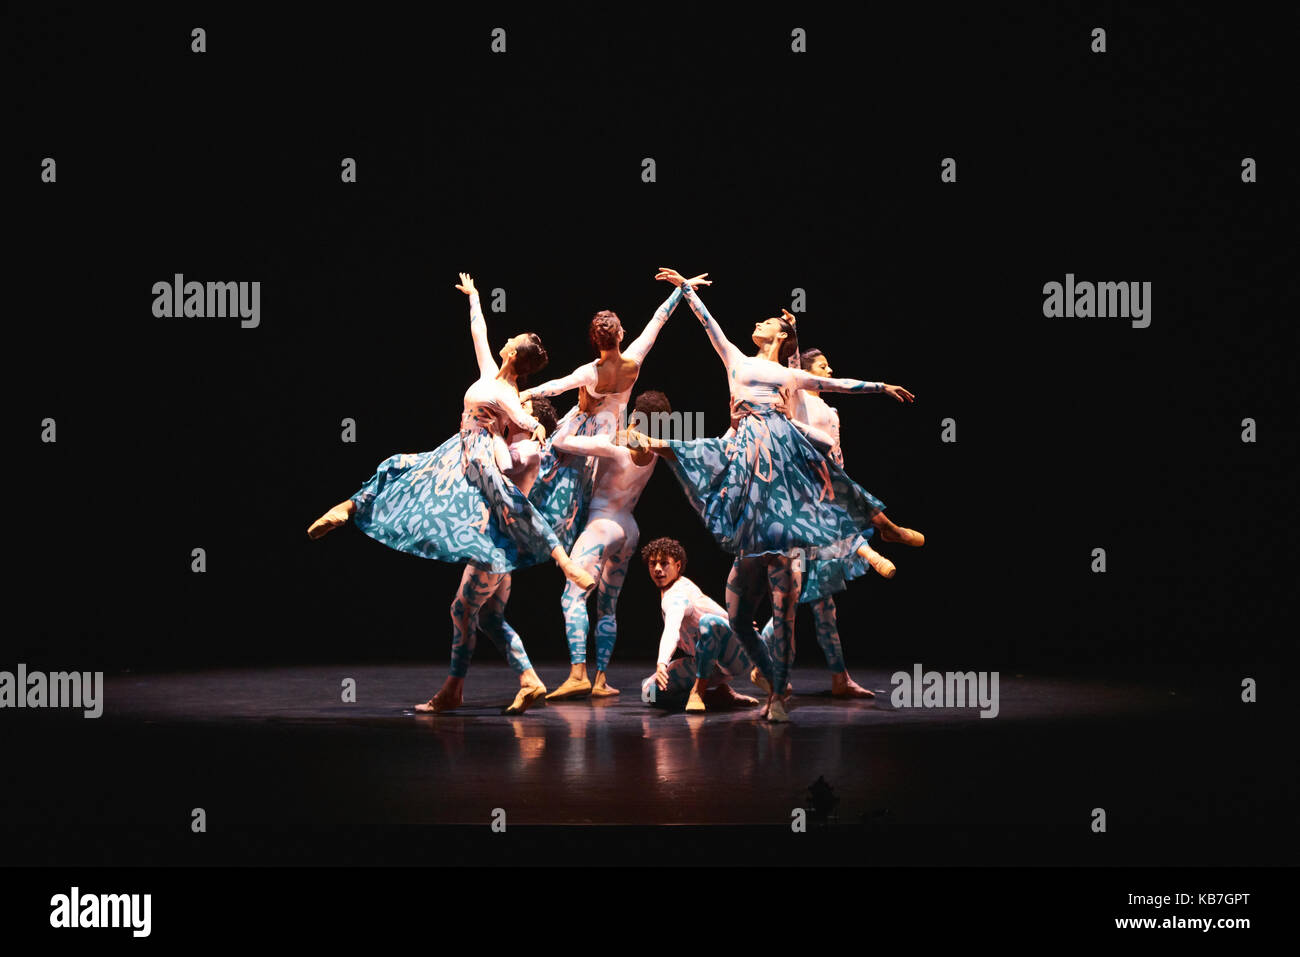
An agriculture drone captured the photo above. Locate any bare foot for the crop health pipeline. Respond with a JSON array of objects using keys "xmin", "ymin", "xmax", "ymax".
[
  {"xmin": 415, "ymin": 677, "xmax": 463, "ymax": 713},
  {"xmin": 545, "ymin": 675, "xmax": 593, "ymax": 701},
  {"xmin": 590, "ymin": 672, "xmax": 620, "ymax": 697},
  {"xmin": 307, "ymin": 500, "xmax": 356, "ymax": 539},
  {"xmin": 703, "ymin": 683, "xmax": 760, "ymax": 709},
  {"xmin": 831, "ymin": 673, "xmax": 876, "ymax": 698}
]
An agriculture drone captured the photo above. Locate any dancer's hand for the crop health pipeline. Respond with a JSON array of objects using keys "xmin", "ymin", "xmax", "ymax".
[
  {"xmin": 518, "ymin": 388, "xmax": 534, "ymax": 403},
  {"xmin": 655, "ymin": 663, "xmax": 669, "ymax": 691},
  {"xmin": 532, "ymin": 424, "xmax": 547, "ymax": 443},
  {"xmin": 655, "ymin": 267, "xmax": 712, "ymax": 288},
  {"xmin": 625, "ymin": 428, "xmax": 653, "ymax": 451},
  {"xmin": 781, "ymin": 308, "xmax": 797, "ymax": 324},
  {"xmin": 883, "ymin": 384, "xmax": 915, "ymax": 403},
  {"xmin": 455, "ymin": 272, "xmax": 478, "ymax": 296}
]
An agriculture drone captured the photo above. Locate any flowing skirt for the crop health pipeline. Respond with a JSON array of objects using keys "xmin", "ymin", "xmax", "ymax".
[
  {"xmin": 797, "ymin": 532, "xmax": 873, "ymax": 604},
  {"xmin": 527, "ymin": 406, "xmax": 604, "ymax": 552},
  {"xmin": 349, "ymin": 425, "xmax": 560, "ymax": 573},
  {"xmin": 665, "ymin": 407, "xmax": 885, "ymax": 558}
]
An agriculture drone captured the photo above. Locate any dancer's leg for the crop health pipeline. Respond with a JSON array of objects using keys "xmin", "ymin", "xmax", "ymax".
[
  {"xmin": 686, "ymin": 614, "xmax": 759, "ymax": 711},
  {"xmin": 478, "ymin": 573, "xmax": 549, "ymax": 713},
  {"xmin": 591, "ymin": 523, "xmax": 637, "ymax": 696},
  {"xmin": 764, "ymin": 554, "xmax": 802, "ymax": 722},
  {"xmin": 726, "ymin": 556, "xmax": 777, "ymax": 690},
  {"xmin": 417, "ymin": 564, "xmax": 501, "ymax": 712},
  {"xmin": 549, "ymin": 521, "xmax": 617, "ymax": 700},
  {"xmin": 307, "ymin": 498, "xmax": 356, "ymax": 539},
  {"xmin": 811, "ymin": 596, "xmax": 876, "ymax": 698}
]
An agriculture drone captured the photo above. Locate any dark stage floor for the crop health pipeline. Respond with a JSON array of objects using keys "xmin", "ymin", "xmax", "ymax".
[{"xmin": 6, "ymin": 663, "xmax": 1293, "ymax": 866}]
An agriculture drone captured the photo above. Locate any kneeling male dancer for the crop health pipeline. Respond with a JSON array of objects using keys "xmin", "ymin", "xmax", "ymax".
[{"xmin": 639, "ymin": 538, "xmax": 763, "ymax": 713}]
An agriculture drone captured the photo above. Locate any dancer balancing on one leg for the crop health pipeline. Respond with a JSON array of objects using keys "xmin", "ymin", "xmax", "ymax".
[
  {"xmin": 639, "ymin": 538, "xmax": 761, "ymax": 713},
  {"xmin": 756, "ymin": 346, "xmax": 926, "ymax": 698},
  {"xmin": 545, "ymin": 390, "xmax": 674, "ymax": 701},
  {"xmin": 631, "ymin": 268, "xmax": 915, "ymax": 722},
  {"xmin": 519, "ymin": 281, "xmax": 690, "ymax": 550},
  {"xmin": 307, "ymin": 273, "xmax": 595, "ymax": 713}
]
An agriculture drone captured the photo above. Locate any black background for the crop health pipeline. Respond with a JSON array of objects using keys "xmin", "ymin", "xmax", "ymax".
[{"xmin": 12, "ymin": 6, "xmax": 1294, "ymax": 682}]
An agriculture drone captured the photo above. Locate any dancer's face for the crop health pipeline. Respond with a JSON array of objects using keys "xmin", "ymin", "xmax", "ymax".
[
  {"xmin": 751, "ymin": 317, "xmax": 787, "ymax": 349},
  {"xmin": 808, "ymin": 354, "xmax": 832, "ymax": 378},
  {"xmin": 646, "ymin": 554, "xmax": 682, "ymax": 590},
  {"xmin": 499, "ymin": 333, "xmax": 529, "ymax": 363}
]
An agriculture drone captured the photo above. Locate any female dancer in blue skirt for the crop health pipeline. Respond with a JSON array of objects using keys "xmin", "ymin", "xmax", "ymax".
[
  {"xmin": 631, "ymin": 268, "xmax": 914, "ymax": 721},
  {"xmin": 307, "ymin": 273, "xmax": 595, "ymax": 714},
  {"xmin": 758, "ymin": 347, "xmax": 926, "ymax": 698}
]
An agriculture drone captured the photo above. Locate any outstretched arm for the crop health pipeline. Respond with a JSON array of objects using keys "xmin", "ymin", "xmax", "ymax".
[
  {"xmin": 520, "ymin": 362, "xmax": 599, "ymax": 403},
  {"xmin": 456, "ymin": 273, "xmax": 498, "ymax": 378},
  {"xmin": 655, "ymin": 268, "xmax": 743, "ymax": 369},
  {"xmin": 787, "ymin": 368, "xmax": 914, "ymax": 402},
  {"xmin": 622, "ymin": 286, "xmax": 684, "ymax": 365},
  {"xmin": 552, "ymin": 431, "xmax": 628, "ymax": 461}
]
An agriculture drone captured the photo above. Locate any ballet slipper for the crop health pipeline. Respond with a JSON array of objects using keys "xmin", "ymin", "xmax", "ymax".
[
  {"xmin": 545, "ymin": 675, "xmax": 593, "ymax": 700},
  {"xmin": 504, "ymin": 683, "xmax": 548, "ymax": 715},
  {"xmin": 862, "ymin": 545, "xmax": 897, "ymax": 579},
  {"xmin": 590, "ymin": 673, "xmax": 620, "ymax": 697},
  {"xmin": 892, "ymin": 526, "xmax": 925, "ymax": 547},
  {"xmin": 307, "ymin": 501, "xmax": 354, "ymax": 539},
  {"xmin": 765, "ymin": 696, "xmax": 790, "ymax": 723},
  {"xmin": 415, "ymin": 688, "xmax": 462, "ymax": 714},
  {"xmin": 685, "ymin": 689, "xmax": 707, "ymax": 713}
]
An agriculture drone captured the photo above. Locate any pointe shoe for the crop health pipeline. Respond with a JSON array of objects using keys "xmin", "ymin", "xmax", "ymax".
[
  {"xmin": 307, "ymin": 503, "xmax": 353, "ymax": 540},
  {"xmin": 685, "ymin": 689, "xmax": 707, "ymax": 713},
  {"xmin": 895, "ymin": 527, "xmax": 925, "ymax": 547},
  {"xmin": 504, "ymin": 683, "xmax": 548, "ymax": 715},
  {"xmin": 863, "ymin": 546, "xmax": 897, "ymax": 579},
  {"xmin": 545, "ymin": 675, "xmax": 592, "ymax": 700},
  {"xmin": 766, "ymin": 697, "xmax": 790, "ymax": 723}
]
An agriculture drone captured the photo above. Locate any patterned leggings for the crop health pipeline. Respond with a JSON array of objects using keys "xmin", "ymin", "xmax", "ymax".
[
  {"xmin": 640, "ymin": 613, "xmax": 752, "ymax": 701},
  {"xmin": 447, "ymin": 564, "xmax": 533, "ymax": 678},
  {"xmin": 760, "ymin": 596, "xmax": 847, "ymax": 673},
  {"xmin": 725, "ymin": 554, "xmax": 800, "ymax": 694},
  {"xmin": 559, "ymin": 514, "xmax": 638, "ymax": 671}
]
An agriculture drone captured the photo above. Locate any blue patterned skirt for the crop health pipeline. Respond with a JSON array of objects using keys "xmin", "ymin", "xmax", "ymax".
[
  {"xmin": 797, "ymin": 532, "xmax": 873, "ymax": 604},
  {"xmin": 665, "ymin": 405, "xmax": 885, "ymax": 558},
  {"xmin": 349, "ymin": 420, "xmax": 560, "ymax": 573},
  {"xmin": 527, "ymin": 406, "xmax": 603, "ymax": 552}
]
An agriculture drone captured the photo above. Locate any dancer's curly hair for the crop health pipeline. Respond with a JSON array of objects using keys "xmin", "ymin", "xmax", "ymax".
[
  {"xmin": 528, "ymin": 396, "xmax": 558, "ymax": 436},
  {"xmin": 799, "ymin": 348, "xmax": 824, "ymax": 371},
  {"xmin": 633, "ymin": 389, "xmax": 671, "ymax": 418},
  {"xmin": 513, "ymin": 333, "xmax": 548, "ymax": 386},
  {"xmin": 640, "ymin": 537, "xmax": 687, "ymax": 570},
  {"xmin": 589, "ymin": 310, "xmax": 623, "ymax": 352}
]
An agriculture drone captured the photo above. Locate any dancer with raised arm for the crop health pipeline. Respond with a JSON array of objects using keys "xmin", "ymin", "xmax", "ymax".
[
  {"xmin": 306, "ymin": 274, "xmax": 594, "ymax": 713},
  {"xmin": 757, "ymin": 347, "xmax": 926, "ymax": 698},
  {"xmin": 632, "ymin": 268, "xmax": 915, "ymax": 721},
  {"xmin": 639, "ymin": 538, "xmax": 761, "ymax": 713},
  {"xmin": 544, "ymin": 390, "xmax": 675, "ymax": 700},
  {"xmin": 520, "ymin": 284, "xmax": 686, "ymax": 549}
]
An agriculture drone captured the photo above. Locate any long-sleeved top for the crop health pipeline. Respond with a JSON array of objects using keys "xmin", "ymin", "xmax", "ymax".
[
  {"xmin": 551, "ymin": 432, "xmax": 656, "ymax": 518},
  {"xmin": 462, "ymin": 292, "xmax": 540, "ymax": 472},
  {"xmin": 656, "ymin": 575, "xmax": 728, "ymax": 666},
  {"xmin": 790, "ymin": 391, "xmax": 844, "ymax": 465},
  {"xmin": 681, "ymin": 284, "xmax": 883, "ymax": 410},
  {"xmin": 524, "ymin": 287, "xmax": 683, "ymax": 420}
]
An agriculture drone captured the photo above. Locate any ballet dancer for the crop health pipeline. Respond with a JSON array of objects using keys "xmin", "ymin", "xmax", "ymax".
[
  {"xmin": 545, "ymin": 390, "xmax": 673, "ymax": 701},
  {"xmin": 519, "ymin": 281, "xmax": 693, "ymax": 549},
  {"xmin": 639, "ymin": 538, "xmax": 761, "ymax": 713},
  {"xmin": 631, "ymin": 268, "xmax": 914, "ymax": 721},
  {"xmin": 755, "ymin": 347, "xmax": 926, "ymax": 698},
  {"xmin": 307, "ymin": 273, "xmax": 595, "ymax": 713}
]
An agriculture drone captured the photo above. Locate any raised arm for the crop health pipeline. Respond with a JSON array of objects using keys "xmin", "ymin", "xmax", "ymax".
[
  {"xmin": 456, "ymin": 273, "xmax": 498, "ymax": 378},
  {"xmin": 521, "ymin": 362, "xmax": 599, "ymax": 402},
  {"xmin": 655, "ymin": 268, "xmax": 743, "ymax": 369},
  {"xmin": 622, "ymin": 286, "xmax": 684, "ymax": 365}
]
